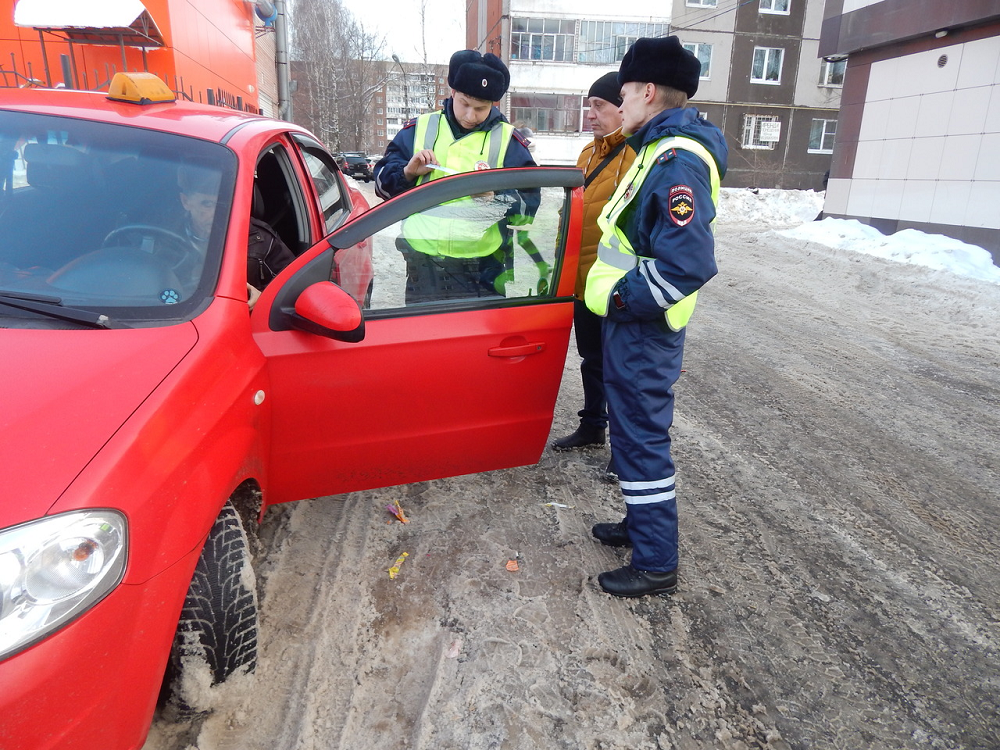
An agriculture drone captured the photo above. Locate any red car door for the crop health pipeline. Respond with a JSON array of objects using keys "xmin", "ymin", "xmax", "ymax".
[{"xmin": 254, "ymin": 167, "xmax": 584, "ymax": 505}]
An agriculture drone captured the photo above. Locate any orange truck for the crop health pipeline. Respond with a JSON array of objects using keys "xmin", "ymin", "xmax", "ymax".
[{"xmin": 0, "ymin": 0, "xmax": 273, "ymax": 112}]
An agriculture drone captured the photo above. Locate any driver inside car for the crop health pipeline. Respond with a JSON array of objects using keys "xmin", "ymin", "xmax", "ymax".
[{"xmin": 177, "ymin": 164, "xmax": 293, "ymax": 309}]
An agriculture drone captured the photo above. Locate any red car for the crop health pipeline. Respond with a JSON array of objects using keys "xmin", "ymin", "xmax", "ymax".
[{"xmin": 0, "ymin": 74, "xmax": 582, "ymax": 748}]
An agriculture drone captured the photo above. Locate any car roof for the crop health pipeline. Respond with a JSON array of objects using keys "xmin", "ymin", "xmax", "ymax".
[{"xmin": 0, "ymin": 86, "xmax": 279, "ymax": 144}]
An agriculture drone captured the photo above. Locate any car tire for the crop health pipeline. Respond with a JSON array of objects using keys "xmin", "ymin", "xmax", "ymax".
[{"xmin": 160, "ymin": 500, "xmax": 259, "ymax": 720}]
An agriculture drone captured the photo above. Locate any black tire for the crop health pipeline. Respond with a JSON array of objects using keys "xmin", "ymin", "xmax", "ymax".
[{"xmin": 160, "ymin": 500, "xmax": 259, "ymax": 719}]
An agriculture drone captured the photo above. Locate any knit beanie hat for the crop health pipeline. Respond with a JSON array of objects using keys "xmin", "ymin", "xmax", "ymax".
[
  {"xmin": 587, "ymin": 72, "xmax": 623, "ymax": 106},
  {"xmin": 617, "ymin": 36, "xmax": 701, "ymax": 98},
  {"xmin": 448, "ymin": 50, "xmax": 510, "ymax": 102}
]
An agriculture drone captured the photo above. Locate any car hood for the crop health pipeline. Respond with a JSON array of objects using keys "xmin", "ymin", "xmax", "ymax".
[{"xmin": 0, "ymin": 324, "xmax": 198, "ymax": 529}]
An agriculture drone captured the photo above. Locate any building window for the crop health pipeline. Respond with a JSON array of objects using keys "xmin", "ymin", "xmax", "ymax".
[
  {"xmin": 808, "ymin": 119, "xmax": 836, "ymax": 153},
  {"xmin": 510, "ymin": 93, "xmax": 583, "ymax": 133},
  {"xmin": 511, "ymin": 18, "xmax": 576, "ymax": 62},
  {"xmin": 759, "ymin": 0, "xmax": 790, "ymax": 14},
  {"xmin": 681, "ymin": 42, "xmax": 713, "ymax": 78},
  {"xmin": 820, "ymin": 59, "xmax": 846, "ymax": 87},
  {"xmin": 376, "ymin": 107, "xmax": 383, "ymax": 114},
  {"xmin": 578, "ymin": 21, "xmax": 669, "ymax": 63},
  {"xmin": 751, "ymin": 47, "xmax": 784, "ymax": 84},
  {"xmin": 687, "ymin": 0, "xmax": 717, "ymax": 6},
  {"xmin": 742, "ymin": 114, "xmax": 781, "ymax": 149}
]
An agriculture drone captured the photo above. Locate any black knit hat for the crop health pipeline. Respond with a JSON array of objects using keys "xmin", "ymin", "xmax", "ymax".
[
  {"xmin": 617, "ymin": 36, "xmax": 701, "ymax": 98},
  {"xmin": 587, "ymin": 72, "xmax": 623, "ymax": 107},
  {"xmin": 448, "ymin": 50, "xmax": 510, "ymax": 102}
]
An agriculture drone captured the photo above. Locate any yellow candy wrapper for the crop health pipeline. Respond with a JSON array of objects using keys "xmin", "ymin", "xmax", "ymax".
[{"xmin": 388, "ymin": 552, "xmax": 409, "ymax": 579}]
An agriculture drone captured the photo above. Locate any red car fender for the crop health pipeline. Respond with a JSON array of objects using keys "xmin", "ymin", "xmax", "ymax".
[{"xmin": 49, "ymin": 298, "xmax": 271, "ymax": 584}]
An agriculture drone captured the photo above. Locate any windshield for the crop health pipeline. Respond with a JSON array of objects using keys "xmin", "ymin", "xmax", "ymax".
[{"xmin": 0, "ymin": 109, "xmax": 236, "ymax": 326}]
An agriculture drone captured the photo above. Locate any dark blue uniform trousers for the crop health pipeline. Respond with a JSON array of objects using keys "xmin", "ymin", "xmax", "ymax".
[{"xmin": 602, "ymin": 316, "xmax": 685, "ymax": 573}]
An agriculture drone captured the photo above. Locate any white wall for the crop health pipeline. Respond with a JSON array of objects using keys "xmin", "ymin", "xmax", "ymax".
[
  {"xmin": 826, "ymin": 36, "xmax": 1000, "ymax": 230},
  {"xmin": 841, "ymin": 0, "xmax": 887, "ymax": 13}
]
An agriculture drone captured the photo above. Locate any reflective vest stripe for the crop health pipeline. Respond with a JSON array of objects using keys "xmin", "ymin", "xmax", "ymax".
[
  {"xmin": 486, "ymin": 122, "xmax": 505, "ymax": 167},
  {"xmin": 640, "ymin": 257, "xmax": 685, "ymax": 302},
  {"xmin": 420, "ymin": 112, "xmax": 442, "ymax": 151},
  {"xmin": 585, "ymin": 135, "xmax": 721, "ymax": 330},
  {"xmin": 405, "ymin": 111, "xmax": 515, "ymax": 258}
]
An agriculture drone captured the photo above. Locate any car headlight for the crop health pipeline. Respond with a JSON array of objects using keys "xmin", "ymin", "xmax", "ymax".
[{"xmin": 0, "ymin": 510, "xmax": 127, "ymax": 661}]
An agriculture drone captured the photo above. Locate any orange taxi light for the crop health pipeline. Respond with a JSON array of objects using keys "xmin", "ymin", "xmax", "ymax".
[{"xmin": 107, "ymin": 72, "xmax": 176, "ymax": 105}]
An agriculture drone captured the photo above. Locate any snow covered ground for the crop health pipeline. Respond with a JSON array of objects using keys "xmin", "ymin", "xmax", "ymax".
[{"xmin": 144, "ymin": 186, "xmax": 1000, "ymax": 750}]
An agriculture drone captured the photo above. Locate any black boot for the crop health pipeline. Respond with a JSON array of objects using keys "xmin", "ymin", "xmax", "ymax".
[
  {"xmin": 591, "ymin": 519, "xmax": 631, "ymax": 547},
  {"xmin": 598, "ymin": 565, "xmax": 677, "ymax": 597},
  {"xmin": 552, "ymin": 423, "xmax": 605, "ymax": 451}
]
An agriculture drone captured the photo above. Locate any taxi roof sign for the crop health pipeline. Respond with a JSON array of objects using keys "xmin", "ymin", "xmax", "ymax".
[{"xmin": 107, "ymin": 72, "xmax": 176, "ymax": 105}]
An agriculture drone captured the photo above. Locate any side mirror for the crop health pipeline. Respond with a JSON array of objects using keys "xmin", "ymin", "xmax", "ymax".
[{"xmin": 289, "ymin": 281, "xmax": 365, "ymax": 342}]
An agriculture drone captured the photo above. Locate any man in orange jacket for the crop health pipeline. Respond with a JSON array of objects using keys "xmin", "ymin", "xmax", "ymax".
[{"xmin": 552, "ymin": 72, "xmax": 635, "ymax": 468}]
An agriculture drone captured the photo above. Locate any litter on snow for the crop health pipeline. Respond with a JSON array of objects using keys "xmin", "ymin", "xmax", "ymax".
[
  {"xmin": 386, "ymin": 500, "xmax": 409, "ymax": 523},
  {"xmin": 388, "ymin": 552, "xmax": 409, "ymax": 579}
]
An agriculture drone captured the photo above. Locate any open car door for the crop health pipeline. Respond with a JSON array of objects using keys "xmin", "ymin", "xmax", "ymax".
[{"xmin": 254, "ymin": 167, "xmax": 584, "ymax": 504}]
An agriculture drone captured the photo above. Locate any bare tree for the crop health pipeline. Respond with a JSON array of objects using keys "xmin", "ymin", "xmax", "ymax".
[{"xmin": 288, "ymin": 0, "xmax": 387, "ymax": 152}]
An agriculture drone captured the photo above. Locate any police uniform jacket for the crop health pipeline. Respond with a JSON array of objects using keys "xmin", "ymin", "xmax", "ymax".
[
  {"xmin": 601, "ymin": 107, "xmax": 728, "ymax": 323},
  {"xmin": 373, "ymin": 98, "xmax": 535, "ymax": 201},
  {"xmin": 574, "ymin": 128, "xmax": 635, "ymax": 298}
]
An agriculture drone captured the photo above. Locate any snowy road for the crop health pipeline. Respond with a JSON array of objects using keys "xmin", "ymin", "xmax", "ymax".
[{"xmin": 146, "ymin": 183, "xmax": 1000, "ymax": 750}]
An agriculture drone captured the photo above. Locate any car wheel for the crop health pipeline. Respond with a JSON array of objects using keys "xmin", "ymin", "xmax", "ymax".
[{"xmin": 160, "ymin": 500, "xmax": 259, "ymax": 720}]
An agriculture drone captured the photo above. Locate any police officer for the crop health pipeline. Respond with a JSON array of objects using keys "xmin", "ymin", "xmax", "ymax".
[
  {"xmin": 584, "ymin": 37, "xmax": 728, "ymax": 598},
  {"xmin": 373, "ymin": 50, "xmax": 537, "ymax": 304}
]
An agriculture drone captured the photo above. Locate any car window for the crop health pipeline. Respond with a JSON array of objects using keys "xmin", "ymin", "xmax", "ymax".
[
  {"xmin": 0, "ymin": 109, "xmax": 236, "ymax": 323},
  {"xmin": 291, "ymin": 136, "xmax": 348, "ymax": 234},
  {"xmin": 337, "ymin": 182, "xmax": 564, "ymax": 313},
  {"xmin": 254, "ymin": 143, "xmax": 310, "ymax": 252}
]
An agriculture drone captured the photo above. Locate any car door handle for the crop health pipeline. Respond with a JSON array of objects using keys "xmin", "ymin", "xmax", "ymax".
[{"xmin": 488, "ymin": 342, "xmax": 546, "ymax": 358}]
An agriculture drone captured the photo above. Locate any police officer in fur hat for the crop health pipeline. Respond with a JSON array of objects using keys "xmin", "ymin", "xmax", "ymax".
[
  {"xmin": 584, "ymin": 36, "xmax": 729, "ymax": 597},
  {"xmin": 372, "ymin": 50, "xmax": 539, "ymax": 304},
  {"xmin": 374, "ymin": 50, "xmax": 534, "ymax": 199}
]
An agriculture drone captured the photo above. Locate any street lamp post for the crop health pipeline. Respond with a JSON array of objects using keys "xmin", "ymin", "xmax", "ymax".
[{"xmin": 390, "ymin": 54, "xmax": 410, "ymax": 120}]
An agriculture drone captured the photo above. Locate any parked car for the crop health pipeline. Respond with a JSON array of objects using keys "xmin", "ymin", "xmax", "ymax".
[
  {"xmin": 342, "ymin": 151, "xmax": 373, "ymax": 181},
  {"xmin": 0, "ymin": 73, "xmax": 583, "ymax": 749}
]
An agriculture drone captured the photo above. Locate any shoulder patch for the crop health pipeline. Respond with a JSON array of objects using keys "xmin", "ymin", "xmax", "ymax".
[
  {"xmin": 401, "ymin": 118, "xmax": 417, "ymax": 130},
  {"xmin": 668, "ymin": 184, "xmax": 695, "ymax": 227},
  {"xmin": 512, "ymin": 128, "xmax": 530, "ymax": 148}
]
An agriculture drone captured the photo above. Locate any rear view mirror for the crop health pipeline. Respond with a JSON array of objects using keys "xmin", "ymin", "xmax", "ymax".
[{"xmin": 290, "ymin": 281, "xmax": 365, "ymax": 342}]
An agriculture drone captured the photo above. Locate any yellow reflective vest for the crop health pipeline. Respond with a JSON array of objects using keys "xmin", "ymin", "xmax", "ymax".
[
  {"xmin": 402, "ymin": 111, "xmax": 515, "ymax": 258},
  {"xmin": 584, "ymin": 135, "xmax": 721, "ymax": 331}
]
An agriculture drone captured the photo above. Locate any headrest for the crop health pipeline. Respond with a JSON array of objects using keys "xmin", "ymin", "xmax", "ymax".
[{"xmin": 23, "ymin": 143, "xmax": 89, "ymax": 190}]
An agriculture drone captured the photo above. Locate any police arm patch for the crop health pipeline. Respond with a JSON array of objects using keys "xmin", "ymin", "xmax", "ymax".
[{"xmin": 668, "ymin": 184, "xmax": 695, "ymax": 227}]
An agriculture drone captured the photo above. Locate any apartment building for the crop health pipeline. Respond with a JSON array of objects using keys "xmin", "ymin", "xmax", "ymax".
[
  {"xmin": 466, "ymin": 0, "xmax": 839, "ymax": 189},
  {"xmin": 672, "ymin": 0, "xmax": 841, "ymax": 189},
  {"xmin": 819, "ymin": 0, "xmax": 1000, "ymax": 260},
  {"xmin": 370, "ymin": 61, "xmax": 450, "ymax": 152}
]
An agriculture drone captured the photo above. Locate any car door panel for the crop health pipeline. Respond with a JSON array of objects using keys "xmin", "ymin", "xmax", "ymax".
[{"xmin": 255, "ymin": 167, "xmax": 583, "ymax": 505}]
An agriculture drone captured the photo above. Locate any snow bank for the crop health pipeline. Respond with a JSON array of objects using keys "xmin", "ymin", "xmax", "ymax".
[
  {"xmin": 718, "ymin": 187, "xmax": 824, "ymax": 227},
  {"xmin": 779, "ymin": 217, "xmax": 1000, "ymax": 285}
]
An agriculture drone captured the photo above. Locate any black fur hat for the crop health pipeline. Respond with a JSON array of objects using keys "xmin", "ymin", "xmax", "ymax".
[
  {"xmin": 617, "ymin": 36, "xmax": 701, "ymax": 98},
  {"xmin": 448, "ymin": 50, "xmax": 510, "ymax": 102}
]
